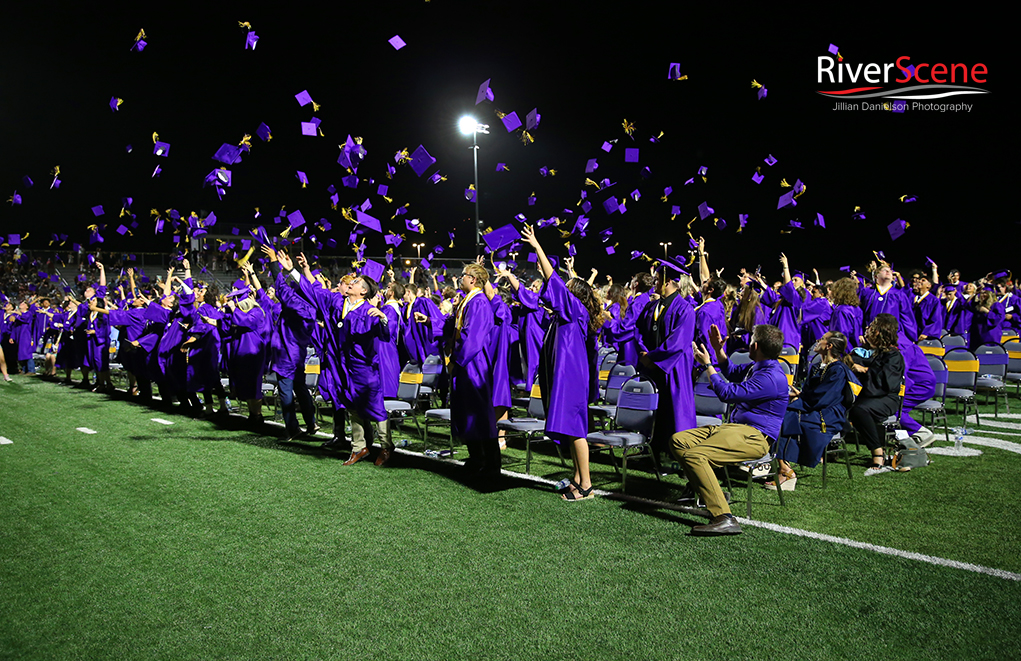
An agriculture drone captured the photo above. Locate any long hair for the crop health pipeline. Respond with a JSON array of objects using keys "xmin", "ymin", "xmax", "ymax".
[
  {"xmin": 722, "ymin": 284, "xmax": 739, "ymax": 321},
  {"xmin": 866, "ymin": 313, "xmax": 899, "ymax": 350},
  {"xmin": 606, "ymin": 283, "xmax": 627, "ymax": 318},
  {"xmin": 830, "ymin": 277, "xmax": 860, "ymax": 307},
  {"xmin": 676, "ymin": 274, "xmax": 696, "ymax": 298},
  {"xmin": 732, "ymin": 286, "xmax": 761, "ymax": 335},
  {"xmin": 824, "ymin": 331, "xmax": 856, "ymax": 369},
  {"xmin": 566, "ymin": 278, "xmax": 604, "ymax": 334}
]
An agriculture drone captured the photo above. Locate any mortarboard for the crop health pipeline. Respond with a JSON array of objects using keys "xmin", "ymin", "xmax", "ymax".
[
  {"xmin": 7, "ymin": 234, "xmax": 20, "ymax": 246},
  {"xmin": 301, "ymin": 122, "xmax": 317, "ymax": 136},
  {"xmin": 631, "ymin": 189, "xmax": 641, "ymax": 201},
  {"xmin": 757, "ymin": 86, "xmax": 768, "ymax": 100},
  {"xmin": 828, "ymin": 44, "xmax": 839, "ymax": 55},
  {"xmin": 296, "ymin": 171, "xmax": 309, "ymax": 186},
  {"xmin": 343, "ymin": 175, "xmax": 358, "ymax": 188},
  {"xmin": 388, "ymin": 35, "xmax": 406, "ymax": 50},
  {"xmin": 408, "ymin": 145, "xmax": 436, "ymax": 177},
  {"xmin": 419, "ymin": 258, "xmax": 430, "ymax": 270},
  {"xmin": 698, "ymin": 166, "xmax": 708, "ymax": 176},
  {"xmin": 715, "ymin": 217, "xmax": 727, "ymax": 230},
  {"xmin": 8, "ymin": 191, "xmax": 22, "ymax": 205},
  {"xmin": 361, "ymin": 259, "xmax": 385, "ymax": 282},
  {"xmin": 354, "ymin": 210, "xmax": 382, "ymax": 233},
  {"xmin": 92, "ymin": 205, "xmax": 105, "ymax": 216},
  {"xmin": 764, "ymin": 154, "xmax": 777, "ymax": 166},
  {"xmin": 384, "ymin": 232, "xmax": 403, "ymax": 247},
  {"xmin": 891, "ymin": 100, "xmax": 907, "ymax": 113},
  {"xmin": 405, "ymin": 218, "xmax": 424, "ymax": 234},
  {"xmin": 788, "ymin": 220, "xmax": 802, "ymax": 230},
  {"xmin": 287, "ymin": 210, "xmax": 306, "ymax": 229},
  {"xmin": 887, "ymin": 219, "xmax": 908, "ymax": 241},
  {"xmin": 22, "ymin": 176, "xmax": 33, "ymax": 188},
  {"xmin": 377, "ymin": 184, "xmax": 389, "ymax": 196},
  {"xmin": 625, "ymin": 148, "xmax": 639, "ymax": 163},
  {"xmin": 528, "ymin": 193, "xmax": 536, "ymax": 206},
  {"xmin": 698, "ymin": 201, "xmax": 713, "ymax": 220},
  {"xmin": 585, "ymin": 158, "xmax": 598, "ymax": 173},
  {"xmin": 814, "ymin": 213, "xmax": 825, "ymax": 228},
  {"xmin": 752, "ymin": 171, "xmax": 764, "ymax": 184},
  {"xmin": 429, "ymin": 173, "xmax": 444, "ymax": 184},
  {"xmin": 476, "ymin": 78, "xmax": 494, "ymax": 105},
  {"xmin": 738, "ymin": 214, "xmax": 749, "ymax": 232},
  {"xmin": 603, "ymin": 197, "xmax": 620, "ymax": 215},
  {"xmin": 482, "ymin": 225, "xmax": 520, "ymax": 253},
  {"xmin": 501, "ymin": 111, "xmax": 522, "ymax": 132},
  {"xmin": 359, "ymin": 198, "xmax": 372, "ymax": 212},
  {"xmin": 464, "ymin": 188, "xmax": 477, "ymax": 203},
  {"xmin": 526, "ymin": 108, "xmax": 540, "ymax": 131},
  {"xmin": 116, "ymin": 225, "xmax": 128, "ymax": 235},
  {"xmin": 777, "ymin": 191, "xmax": 795, "ymax": 209},
  {"xmin": 295, "ymin": 90, "xmax": 313, "ymax": 106},
  {"xmin": 245, "ymin": 31, "xmax": 258, "ymax": 49},
  {"xmin": 793, "ymin": 179, "xmax": 805, "ymax": 194},
  {"xmin": 901, "ymin": 195, "xmax": 917, "ymax": 203},
  {"xmin": 668, "ymin": 63, "xmax": 683, "ymax": 80},
  {"xmin": 581, "ymin": 200, "xmax": 592, "ymax": 213},
  {"xmin": 213, "ymin": 144, "xmax": 243, "ymax": 165},
  {"xmin": 110, "ymin": 97, "xmax": 122, "ymax": 112},
  {"xmin": 153, "ymin": 142, "xmax": 170, "ymax": 157},
  {"xmin": 602, "ymin": 141, "xmax": 613, "ymax": 152},
  {"xmin": 256, "ymin": 123, "xmax": 272, "ymax": 141}
]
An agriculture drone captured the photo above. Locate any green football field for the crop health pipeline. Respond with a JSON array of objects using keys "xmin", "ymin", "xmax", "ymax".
[{"xmin": 2, "ymin": 375, "xmax": 1019, "ymax": 660}]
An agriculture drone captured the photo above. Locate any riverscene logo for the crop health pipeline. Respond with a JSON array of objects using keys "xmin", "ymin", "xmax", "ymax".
[{"xmin": 817, "ymin": 45, "xmax": 989, "ymax": 102}]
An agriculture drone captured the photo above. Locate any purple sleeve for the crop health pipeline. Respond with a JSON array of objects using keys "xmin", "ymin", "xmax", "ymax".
[
  {"xmin": 645, "ymin": 301, "xmax": 694, "ymax": 371},
  {"xmin": 759, "ymin": 287, "xmax": 780, "ymax": 307},
  {"xmin": 539, "ymin": 272, "xmax": 583, "ymax": 324},
  {"xmin": 779, "ymin": 281, "xmax": 804, "ymax": 311},
  {"xmin": 516, "ymin": 285, "xmax": 540, "ymax": 311},
  {"xmin": 710, "ymin": 364, "xmax": 770, "ymax": 405},
  {"xmin": 453, "ymin": 295, "xmax": 494, "ymax": 366}
]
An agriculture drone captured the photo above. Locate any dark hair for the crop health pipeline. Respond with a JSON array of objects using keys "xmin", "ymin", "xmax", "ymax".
[
  {"xmin": 632, "ymin": 272, "xmax": 655, "ymax": 294},
  {"xmin": 389, "ymin": 281, "xmax": 406, "ymax": 300},
  {"xmin": 706, "ymin": 278, "xmax": 727, "ymax": 300},
  {"xmin": 606, "ymin": 283, "xmax": 628, "ymax": 318},
  {"xmin": 566, "ymin": 278, "xmax": 604, "ymax": 333},
  {"xmin": 822, "ymin": 331, "xmax": 856, "ymax": 369},
  {"xmin": 359, "ymin": 275, "xmax": 378, "ymax": 300},
  {"xmin": 866, "ymin": 313, "xmax": 899, "ymax": 350},
  {"xmin": 813, "ymin": 283, "xmax": 828, "ymax": 297},
  {"xmin": 751, "ymin": 324, "xmax": 784, "ymax": 359},
  {"xmin": 732, "ymin": 286, "xmax": 760, "ymax": 335}
]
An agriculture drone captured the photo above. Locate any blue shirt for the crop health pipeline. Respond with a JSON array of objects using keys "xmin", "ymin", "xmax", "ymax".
[{"xmin": 709, "ymin": 359, "xmax": 789, "ymax": 441}]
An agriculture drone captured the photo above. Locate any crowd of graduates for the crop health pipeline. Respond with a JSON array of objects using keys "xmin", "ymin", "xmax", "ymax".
[{"xmin": 3, "ymin": 235, "xmax": 1017, "ymax": 534}]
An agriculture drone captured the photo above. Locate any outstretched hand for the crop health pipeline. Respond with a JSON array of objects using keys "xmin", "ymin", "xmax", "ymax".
[{"xmin": 520, "ymin": 224, "xmax": 539, "ymax": 248}]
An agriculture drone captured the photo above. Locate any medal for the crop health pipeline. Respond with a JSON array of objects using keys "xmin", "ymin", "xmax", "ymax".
[{"xmin": 652, "ymin": 323, "xmax": 659, "ymax": 333}]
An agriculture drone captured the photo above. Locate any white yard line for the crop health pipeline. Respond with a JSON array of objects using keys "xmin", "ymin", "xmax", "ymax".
[
  {"xmin": 150, "ymin": 418, "xmax": 174, "ymax": 425},
  {"xmin": 0, "ymin": 437, "xmax": 12, "ymax": 445},
  {"xmin": 76, "ymin": 427, "xmax": 97, "ymax": 435}
]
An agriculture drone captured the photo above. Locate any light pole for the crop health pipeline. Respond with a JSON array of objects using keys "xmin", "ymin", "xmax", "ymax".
[
  {"xmin": 459, "ymin": 116, "xmax": 489, "ymax": 257},
  {"xmin": 413, "ymin": 242, "xmax": 425, "ymax": 260},
  {"xmin": 659, "ymin": 242, "xmax": 672, "ymax": 259}
]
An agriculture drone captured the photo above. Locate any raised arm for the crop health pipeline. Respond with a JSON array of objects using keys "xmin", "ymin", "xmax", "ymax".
[
  {"xmin": 697, "ymin": 237, "xmax": 709, "ymax": 286},
  {"xmin": 97, "ymin": 262, "xmax": 107, "ymax": 288},
  {"xmin": 521, "ymin": 225, "xmax": 554, "ymax": 281},
  {"xmin": 780, "ymin": 252, "xmax": 791, "ymax": 285}
]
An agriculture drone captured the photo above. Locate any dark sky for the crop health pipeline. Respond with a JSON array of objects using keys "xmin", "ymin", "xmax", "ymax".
[{"xmin": 0, "ymin": 4, "xmax": 1011, "ymax": 282}]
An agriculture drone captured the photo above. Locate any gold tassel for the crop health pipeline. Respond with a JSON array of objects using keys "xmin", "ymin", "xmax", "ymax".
[
  {"xmin": 311, "ymin": 101, "xmax": 321, "ymax": 112},
  {"xmin": 152, "ymin": 132, "xmax": 159, "ymax": 144},
  {"xmin": 622, "ymin": 119, "xmax": 635, "ymax": 136},
  {"xmin": 238, "ymin": 21, "xmax": 252, "ymax": 30},
  {"xmin": 780, "ymin": 178, "xmax": 791, "ymax": 188},
  {"xmin": 584, "ymin": 178, "xmax": 601, "ymax": 190},
  {"xmin": 239, "ymin": 134, "xmax": 252, "ymax": 148},
  {"xmin": 751, "ymin": 80, "xmax": 763, "ymax": 89},
  {"xmin": 135, "ymin": 28, "xmax": 147, "ymax": 42}
]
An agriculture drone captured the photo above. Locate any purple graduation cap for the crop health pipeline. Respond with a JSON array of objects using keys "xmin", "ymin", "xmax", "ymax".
[
  {"xmin": 526, "ymin": 108, "xmax": 540, "ymax": 131},
  {"xmin": 668, "ymin": 63, "xmax": 682, "ymax": 80},
  {"xmin": 355, "ymin": 210, "xmax": 382, "ymax": 233},
  {"xmin": 151, "ymin": 166, "xmax": 161, "ymax": 178},
  {"xmin": 256, "ymin": 123, "xmax": 272, "ymax": 141},
  {"xmin": 388, "ymin": 35, "xmax": 406, "ymax": 50},
  {"xmin": 429, "ymin": 172, "xmax": 444, "ymax": 184},
  {"xmin": 606, "ymin": 245, "xmax": 616, "ymax": 255},
  {"xmin": 852, "ymin": 210, "xmax": 866, "ymax": 221},
  {"xmin": 663, "ymin": 186, "xmax": 673, "ymax": 198},
  {"xmin": 7, "ymin": 234, "xmax": 20, "ymax": 246},
  {"xmin": 245, "ymin": 31, "xmax": 259, "ymax": 50},
  {"xmin": 789, "ymin": 220, "xmax": 802, "ymax": 230},
  {"xmin": 764, "ymin": 154, "xmax": 777, "ymax": 166},
  {"xmin": 671, "ymin": 205, "xmax": 681, "ymax": 216},
  {"xmin": 585, "ymin": 159, "xmax": 599, "ymax": 173},
  {"xmin": 408, "ymin": 145, "xmax": 436, "ymax": 177},
  {"xmin": 384, "ymin": 232, "xmax": 403, "ymax": 247},
  {"xmin": 581, "ymin": 200, "xmax": 592, "ymax": 213},
  {"xmin": 153, "ymin": 142, "xmax": 170, "ymax": 157},
  {"xmin": 213, "ymin": 144, "xmax": 244, "ymax": 165},
  {"xmin": 828, "ymin": 44, "xmax": 839, "ymax": 55},
  {"xmin": 116, "ymin": 225, "xmax": 128, "ymax": 236},
  {"xmin": 814, "ymin": 213, "xmax": 825, "ymax": 228},
  {"xmin": 8, "ymin": 191, "xmax": 21, "ymax": 206},
  {"xmin": 301, "ymin": 122, "xmax": 317, "ymax": 136},
  {"xmin": 110, "ymin": 97, "xmax": 121, "ymax": 112},
  {"xmin": 902, "ymin": 195, "xmax": 917, "ymax": 203},
  {"xmin": 91, "ymin": 205, "xmax": 105, "ymax": 216},
  {"xmin": 343, "ymin": 174, "xmax": 359, "ymax": 188},
  {"xmin": 793, "ymin": 179, "xmax": 805, "ymax": 194},
  {"xmin": 405, "ymin": 218, "xmax": 424, "ymax": 234},
  {"xmin": 495, "ymin": 163, "xmax": 507, "ymax": 172},
  {"xmin": 527, "ymin": 193, "xmax": 536, "ymax": 206},
  {"xmin": 777, "ymin": 191, "xmax": 795, "ymax": 209},
  {"xmin": 464, "ymin": 188, "xmax": 477, "ymax": 203},
  {"xmin": 475, "ymin": 78, "xmax": 494, "ymax": 105},
  {"xmin": 891, "ymin": 100, "xmax": 907, "ymax": 113},
  {"xmin": 287, "ymin": 210, "xmax": 306, "ymax": 229},
  {"xmin": 698, "ymin": 201, "xmax": 713, "ymax": 220},
  {"xmin": 698, "ymin": 166, "xmax": 708, "ymax": 176},
  {"xmin": 624, "ymin": 148, "xmax": 639, "ymax": 163},
  {"xmin": 715, "ymin": 218, "xmax": 727, "ymax": 230},
  {"xmin": 501, "ymin": 111, "xmax": 522, "ymax": 132},
  {"xmin": 513, "ymin": 213, "xmax": 527, "ymax": 222},
  {"xmin": 377, "ymin": 184, "xmax": 389, "ymax": 197},
  {"xmin": 757, "ymin": 86, "xmax": 768, "ymax": 100},
  {"xmin": 572, "ymin": 216, "xmax": 590, "ymax": 236},
  {"xmin": 359, "ymin": 198, "xmax": 372, "ymax": 212},
  {"xmin": 738, "ymin": 214, "xmax": 749, "ymax": 232},
  {"xmin": 204, "ymin": 212, "xmax": 217, "ymax": 227},
  {"xmin": 539, "ymin": 166, "xmax": 551, "ymax": 176},
  {"xmin": 296, "ymin": 171, "xmax": 309, "ymax": 186},
  {"xmin": 752, "ymin": 171, "xmax": 764, "ymax": 184},
  {"xmin": 631, "ymin": 189, "xmax": 641, "ymax": 202},
  {"xmin": 22, "ymin": 176, "xmax": 33, "ymax": 188},
  {"xmin": 601, "ymin": 141, "xmax": 613, "ymax": 152},
  {"xmin": 887, "ymin": 219, "xmax": 908, "ymax": 241},
  {"xmin": 361, "ymin": 259, "xmax": 385, "ymax": 283},
  {"xmin": 481, "ymin": 225, "xmax": 521, "ymax": 253},
  {"xmin": 603, "ymin": 197, "xmax": 620, "ymax": 215},
  {"xmin": 295, "ymin": 90, "xmax": 313, "ymax": 107}
]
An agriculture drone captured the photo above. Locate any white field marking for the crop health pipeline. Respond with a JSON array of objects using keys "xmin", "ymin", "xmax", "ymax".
[
  {"xmin": 967, "ymin": 413, "xmax": 1021, "ymax": 420},
  {"xmin": 965, "ymin": 416, "xmax": 1021, "ymax": 431},
  {"xmin": 0, "ymin": 437, "xmax": 12, "ymax": 445},
  {"xmin": 76, "ymin": 427, "xmax": 97, "ymax": 435},
  {"xmin": 950, "ymin": 436, "xmax": 1021, "ymax": 455},
  {"xmin": 396, "ymin": 449, "xmax": 1021, "ymax": 582},
  {"xmin": 736, "ymin": 519, "xmax": 1021, "ymax": 582},
  {"xmin": 150, "ymin": 418, "xmax": 174, "ymax": 425}
]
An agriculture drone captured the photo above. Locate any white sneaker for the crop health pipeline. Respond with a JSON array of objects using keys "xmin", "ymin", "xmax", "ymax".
[
  {"xmin": 864, "ymin": 465, "xmax": 893, "ymax": 477},
  {"xmin": 913, "ymin": 426, "xmax": 936, "ymax": 448}
]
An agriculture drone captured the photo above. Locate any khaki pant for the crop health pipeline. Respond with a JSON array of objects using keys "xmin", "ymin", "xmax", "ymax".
[
  {"xmin": 350, "ymin": 413, "xmax": 391, "ymax": 453},
  {"xmin": 670, "ymin": 424, "xmax": 771, "ymax": 517}
]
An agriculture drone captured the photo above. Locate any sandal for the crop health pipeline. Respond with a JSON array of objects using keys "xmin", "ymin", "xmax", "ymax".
[
  {"xmin": 555, "ymin": 479, "xmax": 581, "ymax": 494},
  {"xmin": 561, "ymin": 484, "xmax": 595, "ymax": 501},
  {"xmin": 764, "ymin": 468, "xmax": 797, "ymax": 491}
]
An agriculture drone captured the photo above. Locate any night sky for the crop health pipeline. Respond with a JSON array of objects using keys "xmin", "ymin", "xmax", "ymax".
[{"xmin": 0, "ymin": 4, "xmax": 1011, "ymax": 282}]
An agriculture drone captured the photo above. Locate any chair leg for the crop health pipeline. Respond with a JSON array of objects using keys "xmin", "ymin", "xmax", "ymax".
[
  {"xmin": 822, "ymin": 451, "xmax": 828, "ymax": 488},
  {"xmin": 423, "ymin": 419, "xmax": 429, "ymax": 449},
  {"xmin": 525, "ymin": 433, "xmax": 532, "ymax": 474},
  {"xmin": 745, "ymin": 469, "xmax": 754, "ymax": 518},
  {"xmin": 843, "ymin": 442, "xmax": 852, "ymax": 480},
  {"xmin": 621, "ymin": 448, "xmax": 628, "ymax": 493},
  {"xmin": 772, "ymin": 459, "xmax": 786, "ymax": 509}
]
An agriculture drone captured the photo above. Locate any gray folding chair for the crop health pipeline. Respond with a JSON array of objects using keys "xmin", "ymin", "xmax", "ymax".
[
  {"xmin": 590, "ymin": 363, "xmax": 637, "ymax": 426},
  {"xmin": 943, "ymin": 349, "xmax": 980, "ymax": 427},
  {"xmin": 1003, "ymin": 340, "xmax": 1021, "ymax": 396},
  {"xmin": 586, "ymin": 378, "xmax": 660, "ymax": 492},
  {"xmin": 497, "ymin": 379, "xmax": 565, "ymax": 474},
  {"xmin": 942, "ymin": 334, "xmax": 967, "ymax": 350},
  {"xmin": 694, "ymin": 370, "xmax": 727, "ymax": 427},
  {"xmin": 975, "ymin": 344, "xmax": 1010, "ymax": 416},
  {"xmin": 914, "ymin": 354, "xmax": 950, "ymax": 444}
]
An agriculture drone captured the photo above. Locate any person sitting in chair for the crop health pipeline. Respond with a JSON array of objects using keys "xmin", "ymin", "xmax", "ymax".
[{"xmin": 670, "ymin": 323, "xmax": 789, "ymax": 536}]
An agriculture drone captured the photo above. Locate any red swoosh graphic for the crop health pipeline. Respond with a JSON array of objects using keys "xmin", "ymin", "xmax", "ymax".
[{"xmin": 817, "ymin": 87, "xmax": 884, "ymax": 95}]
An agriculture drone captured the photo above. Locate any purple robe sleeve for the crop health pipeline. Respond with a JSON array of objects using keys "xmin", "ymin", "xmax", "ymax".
[{"xmin": 453, "ymin": 293, "xmax": 494, "ymax": 367}]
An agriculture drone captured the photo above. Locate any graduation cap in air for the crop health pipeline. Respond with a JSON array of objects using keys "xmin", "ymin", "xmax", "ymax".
[
  {"xmin": 764, "ymin": 154, "xmax": 777, "ymax": 166},
  {"xmin": 408, "ymin": 145, "xmax": 436, "ymax": 177},
  {"xmin": 698, "ymin": 201, "xmax": 714, "ymax": 220},
  {"xmin": 777, "ymin": 191, "xmax": 795, "ymax": 209},
  {"xmin": 256, "ymin": 123, "xmax": 272, "ymax": 141},
  {"xmin": 526, "ymin": 108, "xmax": 540, "ymax": 131},
  {"xmin": 752, "ymin": 171, "xmax": 764, "ymax": 184},
  {"xmin": 388, "ymin": 35, "xmax": 406, "ymax": 50},
  {"xmin": 475, "ymin": 78, "xmax": 495, "ymax": 105},
  {"xmin": 354, "ymin": 210, "xmax": 382, "ymax": 233},
  {"xmin": 153, "ymin": 142, "xmax": 170, "ymax": 157},
  {"xmin": 500, "ymin": 111, "xmax": 522, "ymax": 132},
  {"xmin": 481, "ymin": 225, "xmax": 520, "ymax": 253},
  {"xmin": 213, "ymin": 144, "xmax": 243, "ymax": 165},
  {"xmin": 361, "ymin": 258, "xmax": 385, "ymax": 283},
  {"xmin": 887, "ymin": 219, "xmax": 908, "ymax": 241},
  {"xmin": 625, "ymin": 148, "xmax": 639, "ymax": 163}
]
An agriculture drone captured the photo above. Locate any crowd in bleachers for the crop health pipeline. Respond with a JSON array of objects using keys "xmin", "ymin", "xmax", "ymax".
[{"xmin": 3, "ymin": 237, "xmax": 1019, "ymax": 536}]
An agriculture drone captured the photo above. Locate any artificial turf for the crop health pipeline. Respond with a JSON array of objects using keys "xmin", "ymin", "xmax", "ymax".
[{"xmin": 1, "ymin": 376, "xmax": 1020, "ymax": 660}]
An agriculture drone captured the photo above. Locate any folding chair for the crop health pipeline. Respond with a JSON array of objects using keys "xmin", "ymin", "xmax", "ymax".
[
  {"xmin": 917, "ymin": 338, "xmax": 945, "ymax": 358},
  {"xmin": 728, "ymin": 351, "xmax": 752, "ymax": 367},
  {"xmin": 386, "ymin": 374, "xmax": 422, "ymax": 445},
  {"xmin": 1003, "ymin": 340, "xmax": 1021, "ymax": 397},
  {"xmin": 586, "ymin": 378, "xmax": 660, "ymax": 493},
  {"xmin": 942, "ymin": 335, "xmax": 967, "ymax": 350},
  {"xmin": 420, "ymin": 354, "xmax": 444, "ymax": 408},
  {"xmin": 915, "ymin": 355, "xmax": 950, "ymax": 444},
  {"xmin": 590, "ymin": 363, "xmax": 637, "ymax": 426},
  {"xmin": 722, "ymin": 441, "xmax": 786, "ymax": 517},
  {"xmin": 261, "ymin": 372, "xmax": 279, "ymax": 418},
  {"xmin": 694, "ymin": 370, "xmax": 727, "ymax": 427},
  {"xmin": 943, "ymin": 349, "xmax": 980, "ymax": 427},
  {"xmin": 498, "ymin": 379, "xmax": 565, "ymax": 474},
  {"xmin": 778, "ymin": 345, "xmax": 800, "ymax": 379},
  {"xmin": 597, "ymin": 351, "xmax": 618, "ymax": 393},
  {"xmin": 822, "ymin": 432, "xmax": 854, "ymax": 487},
  {"xmin": 1002, "ymin": 329, "xmax": 1020, "ymax": 345},
  {"xmin": 975, "ymin": 344, "xmax": 1010, "ymax": 416}
]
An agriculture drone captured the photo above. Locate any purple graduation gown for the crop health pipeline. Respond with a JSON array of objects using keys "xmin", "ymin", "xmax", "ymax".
[
  {"xmin": 603, "ymin": 291, "xmax": 651, "ymax": 367},
  {"xmin": 801, "ymin": 297, "xmax": 832, "ymax": 351},
  {"xmin": 763, "ymin": 281, "xmax": 804, "ymax": 350},
  {"xmin": 537, "ymin": 273, "xmax": 597, "ymax": 440},
  {"xmin": 640, "ymin": 294, "xmax": 697, "ymax": 435},
  {"xmin": 449, "ymin": 289, "xmax": 497, "ymax": 440},
  {"xmin": 859, "ymin": 283, "xmax": 916, "ymax": 339},
  {"xmin": 944, "ymin": 296, "xmax": 972, "ymax": 341},
  {"xmin": 514, "ymin": 286, "xmax": 547, "ymax": 385},
  {"xmin": 10, "ymin": 307, "xmax": 36, "ymax": 361},
  {"xmin": 229, "ymin": 304, "xmax": 268, "ymax": 400},
  {"xmin": 402, "ymin": 296, "xmax": 443, "ymax": 365},
  {"xmin": 488, "ymin": 294, "xmax": 513, "ymax": 409},
  {"xmin": 829, "ymin": 304, "xmax": 863, "ymax": 349},
  {"xmin": 897, "ymin": 333, "xmax": 936, "ymax": 435},
  {"xmin": 694, "ymin": 299, "xmax": 728, "ymax": 364},
  {"xmin": 912, "ymin": 292, "xmax": 943, "ymax": 340},
  {"xmin": 379, "ymin": 300, "xmax": 402, "ymax": 399},
  {"xmin": 270, "ymin": 271, "xmax": 315, "ymax": 381},
  {"xmin": 969, "ymin": 299, "xmax": 1005, "ymax": 350}
]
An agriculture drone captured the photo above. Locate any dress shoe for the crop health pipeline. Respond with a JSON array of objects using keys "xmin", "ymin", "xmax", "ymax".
[
  {"xmin": 691, "ymin": 514, "xmax": 742, "ymax": 536},
  {"xmin": 322, "ymin": 437, "xmax": 351, "ymax": 451},
  {"xmin": 305, "ymin": 424, "xmax": 322, "ymax": 436},
  {"xmin": 342, "ymin": 447, "xmax": 370, "ymax": 466},
  {"xmin": 374, "ymin": 446, "xmax": 393, "ymax": 466}
]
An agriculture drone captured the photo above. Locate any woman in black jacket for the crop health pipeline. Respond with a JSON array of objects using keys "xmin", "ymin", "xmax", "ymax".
[{"xmin": 847, "ymin": 313, "xmax": 905, "ymax": 476}]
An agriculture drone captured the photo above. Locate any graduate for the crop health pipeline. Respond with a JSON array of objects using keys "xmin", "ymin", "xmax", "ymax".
[
  {"xmin": 912, "ymin": 274, "xmax": 943, "ymax": 341},
  {"xmin": 520, "ymin": 225, "xmax": 600, "ymax": 500},
  {"xmin": 293, "ymin": 253, "xmax": 394, "ymax": 467},
  {"xmin": 828, "ymin": 277, "xmax": 864, "ymax": 350},
  {"xmin": 602, "ymin": 272, "xmax": 655, "ymax": 367},
  {"xmin": 225, "ymin": 280, "xmax": 268, "ymax": 424},
  {"xmin": 378, "ymin": 279, "xmax": 405, "ymax": 400},
  {"xmin": 446, "ymin": 258, "xmax": 499, "ymax": 476},
  {"xmin": 943, "ymin": 283, "xmax": 974, "ymax": 341},
  {"xmin": 401, "ymin": 267, "xmax": 444, "ymax": 366},
  {"xmin": 636, "ymin": 258, "xmax": 697, "ymax": 449},
  {"xmin": 484, "ymin": 266, "xmax": 513, "ymax": 449},
  {"xmin": 968, "ymin": 288, "xmax": 1006, "ymax": 350},
  {"xmin": 859, "ymin": 262, "xmax": 917, "ymax": 342},
  {"xmin": 760, "ymin": 253, "xmax": 805, "ymax": 351},
  {"xmin": 503, "ymin": 268, "xmax": 547, "ymax": 386},
  {"xmin": 727, "ymin": 273, "xmax": 768, "ymax": 354},
  {"xmin": 693, "ymin": 238, "xmax": 729, "ymax": 363}
]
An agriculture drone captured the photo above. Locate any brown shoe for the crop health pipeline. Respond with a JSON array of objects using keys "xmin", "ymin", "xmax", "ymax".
[
  {"xmin": 691, "ymin": 514, "xmax": 742, "ymax": 536},
  {"xmin": 374, "ymin": 447, "xmax": 393, "ymax": 467},
  {"xmin": 342, "ymin": 447, "xmax": 370, "ymax": 466}
]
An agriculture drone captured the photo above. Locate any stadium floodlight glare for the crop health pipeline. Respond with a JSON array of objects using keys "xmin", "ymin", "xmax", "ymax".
[{"xmin": 459, "ymin": 116, "xmax": 478, "ymax": 135}]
